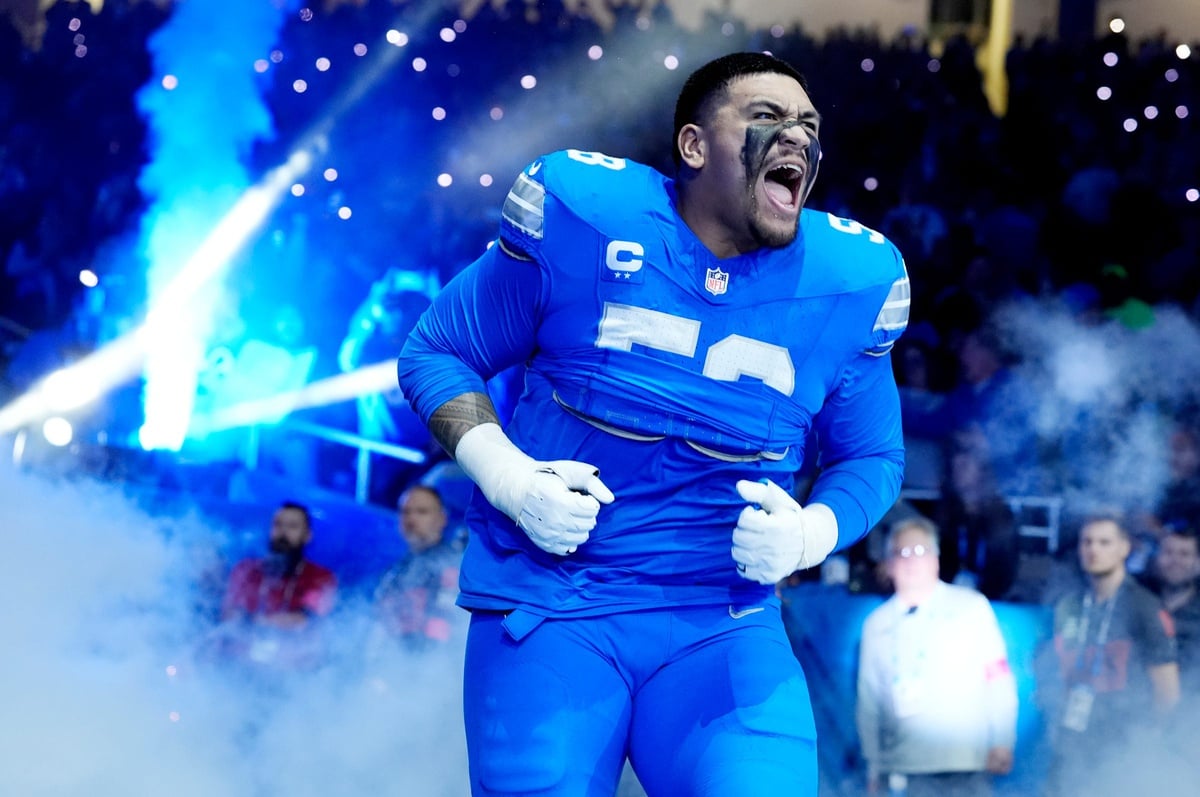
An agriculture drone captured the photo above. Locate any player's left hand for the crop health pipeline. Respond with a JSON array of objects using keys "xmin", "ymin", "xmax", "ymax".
[{"xmin": 732, "ymin": 479, "xmax": 838, "ymax": 584}]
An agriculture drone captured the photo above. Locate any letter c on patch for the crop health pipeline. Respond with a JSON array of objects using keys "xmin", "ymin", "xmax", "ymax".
[{"xmin": 606, "ymin": 240, "xmax": 644, "ymax": 273}]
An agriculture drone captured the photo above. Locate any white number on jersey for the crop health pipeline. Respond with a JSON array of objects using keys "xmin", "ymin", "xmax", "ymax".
[
  {"xmin": 566, "ymin": 149, "xmax": 627, "ymax": 171},
  {"xmin": 826, "ymin": 213, "xmax": 885, "ymax": 244},
  {"xmin": 597, "ymin": 302, "xmax": 796, "ymax": 396}
]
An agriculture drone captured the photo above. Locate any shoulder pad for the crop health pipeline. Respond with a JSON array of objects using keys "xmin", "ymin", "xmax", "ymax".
[
  {"xmin": 499, "ymin": 150, "xmax": 662, "ymax": 258},
  {"xmin": 866, "ymin": 245, "xmax": 909, "ymax": 357},
  {"xmin": 499, "ymin": 157, "xmax": 549, "ymax": 260},
  {"xmin": 800, "ymin": 210, "xmax": 909, "ymax": 356}
]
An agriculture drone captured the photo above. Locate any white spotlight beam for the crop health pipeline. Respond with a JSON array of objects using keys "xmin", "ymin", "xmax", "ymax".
[
  {"xmin": 0, "ymin": 150, "xmax": 313, "ymax": 438},
  {"xmin": 0, "ymin": 22, "xmax": 416, "ymax": 439},
  {"xmin": 0, "ymin": 334, "xmax": 144, "ymax": 435},
  {"xmin": 191, "ymin": 360, "xmax": 399, "ymax": 434},
  {"xmin": 151, "ymin": 149, "xmax": 314, "ymax": 321}
]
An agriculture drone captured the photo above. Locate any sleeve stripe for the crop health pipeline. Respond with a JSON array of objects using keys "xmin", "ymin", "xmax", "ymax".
[
  {"xmin": 864, "ymin": 264, "xmax": 909, "ymax": 355},
  {"xmin": 501, "ymin": 172, "xmax": 545, "ymax": 240},
  {"xmin": 871, "ymin": 275, "xmax": 910, "ymax": 335},
  {"xmin": 497, "ymin": 238, "xmax": 533, "ymax": 261}
]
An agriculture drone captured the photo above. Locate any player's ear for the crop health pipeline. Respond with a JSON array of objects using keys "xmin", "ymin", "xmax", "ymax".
[{"xmin": 677, "ymin": 124, "xmax": 705, "ymax": 170}]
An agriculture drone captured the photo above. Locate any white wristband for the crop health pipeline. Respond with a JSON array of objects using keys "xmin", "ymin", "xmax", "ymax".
[
  {"xmin": 453, "ymin": 422, "xmax": 535, "ymax": 522},
  {"xmin": 798, "ymin": 503, "xmax": 838, "ymax": 570}
]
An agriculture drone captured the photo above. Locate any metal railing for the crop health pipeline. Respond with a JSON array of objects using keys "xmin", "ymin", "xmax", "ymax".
[
  {"xmin": 901, "ymin": 487, "xmax": 1064, "ymax": 554},
  {"xmin": 243, "ymin": 419, "xmax": 427, "ymax": 504}
]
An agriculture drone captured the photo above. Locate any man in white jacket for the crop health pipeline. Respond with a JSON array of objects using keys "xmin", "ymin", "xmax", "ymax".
[{"xmin": 856, "ymin": 515, "xmax": 1017, "ymax": 796}]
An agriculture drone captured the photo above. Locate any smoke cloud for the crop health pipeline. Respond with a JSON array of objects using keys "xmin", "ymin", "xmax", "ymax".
[
  {"xmin": 4, "ymin": 298, "xmax": 1200, "ymax": 794},
  {"xmin": 135, "ymin": 0, "xmax": 297, "ymax": 449},
  {"xmin": 0, "ymin": 461, "xmax": 469, "ymax": 796},
  {"xmin": 136, "ymin": 0, "xmax": 287, "ymax": 275},
  {"xmin": 994, "ymin": 299, "xmax": 1200, "ymax": 515}
]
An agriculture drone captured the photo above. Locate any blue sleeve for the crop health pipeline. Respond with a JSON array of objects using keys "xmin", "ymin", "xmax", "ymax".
[
  {"xmin": 396, "ymin": 243, "xmax": 542, "ymax": 425},
  {"xmin": 807, "ymin": 349, "xmax": 906, "ymax": 551}
]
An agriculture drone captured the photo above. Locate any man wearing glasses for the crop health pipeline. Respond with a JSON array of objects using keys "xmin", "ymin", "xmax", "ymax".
[{"xmin": 856, "ymin": 515, "xmax": 1017, "ymax": 796}]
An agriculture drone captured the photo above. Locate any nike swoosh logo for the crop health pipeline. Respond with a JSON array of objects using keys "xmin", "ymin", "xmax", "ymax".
[
  {"xmin": 527, "ymin": 161, "xmax": 542, "ymax": 176},
  {"xmin": 728, "ymin": 606, "xmax": 765, "ymax": 620}
]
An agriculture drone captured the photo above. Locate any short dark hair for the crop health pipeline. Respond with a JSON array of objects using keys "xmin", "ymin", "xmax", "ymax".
[
  {"xmin": 672, "ymin": 51, "xmax": 808, "ymax": 167},
  {"xmin": 398, "ymin": 484, "xmax": 444, "ymax": 510},
  {"xmin": 278, "ymin": 500, "xmax": 312, "ymax": 528},
  {"xmin": 1164, "ymin": 525, "xmax": 1200, "ymax": 549},
  {"xmin": 1077, "ymin": 511, "xmax": 1130, "ymax": 541}
]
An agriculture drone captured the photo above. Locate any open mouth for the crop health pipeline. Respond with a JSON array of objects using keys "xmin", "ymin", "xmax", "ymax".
[{"xmin": 762, "ymin": 163, "xmax": 805, "ymax": 213}]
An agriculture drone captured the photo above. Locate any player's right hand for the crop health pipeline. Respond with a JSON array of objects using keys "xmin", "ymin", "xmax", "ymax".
[
  {"xmin": 454, "ymin": 423, "xmax": 614, "ymax": 556},
  {"xmin": 514, "ymin": 461, "xmax": 615, "ymax": 555}
]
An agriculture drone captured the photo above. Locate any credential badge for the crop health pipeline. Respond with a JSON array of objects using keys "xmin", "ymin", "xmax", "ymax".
[{"xmin": 704, "ymin": 267, "xmax": 729, "ymax": 296}]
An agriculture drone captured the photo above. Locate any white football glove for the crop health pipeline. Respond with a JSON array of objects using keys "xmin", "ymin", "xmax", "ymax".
[
  {"xmin": 454, "ymin": 423, "xmax": 614, "ymax": 556},
  {"xmin": 732, "ymin": 479, "xmax": 838, "ymax": 584}
]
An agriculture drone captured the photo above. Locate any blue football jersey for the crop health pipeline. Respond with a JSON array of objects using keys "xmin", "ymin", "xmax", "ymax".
[{"xmin": 398, "ymin": 149, "xmax": 908, "ymax": 616}]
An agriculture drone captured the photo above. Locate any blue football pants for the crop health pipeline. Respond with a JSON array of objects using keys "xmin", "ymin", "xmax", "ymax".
[{"xmin": 462, "ymin": 601, "xmax": 818, "ymax": 796}]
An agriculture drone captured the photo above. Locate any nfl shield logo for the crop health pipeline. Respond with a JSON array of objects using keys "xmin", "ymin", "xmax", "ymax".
[{"xmin": 705, "ymin": 267, "xmax": 729, "ymax": 296}]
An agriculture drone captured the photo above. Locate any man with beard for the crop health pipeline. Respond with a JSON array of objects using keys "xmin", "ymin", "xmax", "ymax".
[
  {"xmin": 397, "ymin": 52, "xmax": 909, "ymax": 796},
  {"xmin": 1044, "ymin": 514, "xmax": 1180, "ymax": 797},
  {"xmin": 1146, "ymin": 526, "xmax": 1200, "ymax": 772},
  {"xmin": 1145, "ymin": 527, "xmax": 1200, "ymax": 699},
  {"xmin": 221, "ymin": 501, "xmax": 338, "ymax": 628}
]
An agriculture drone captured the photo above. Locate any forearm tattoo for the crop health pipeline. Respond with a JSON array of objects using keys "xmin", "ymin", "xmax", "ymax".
[{"xmin": 429, "ymin": 392, "xmax": 500, "ymax": 456}]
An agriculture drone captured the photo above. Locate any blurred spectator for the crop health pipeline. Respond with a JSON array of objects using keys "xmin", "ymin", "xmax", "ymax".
[
  {"xmin": 893, "ymin": 327, "xmax": 951, "ymax": 495},
  {"xmin": 943, "ymin": 322, "xmax": 1046, "ymax": 496},
  {"xmin": 1146, "ymin": 527, "xmax": 1200, "ymax": 767},
  {"xmin": 371, "ymin": 485, "xmax": 463, "ymax": 653},
  {"xmin": 1143, "ymin": 527, "xmax": 1200, "ymax": 699},
  {"xmin": 1152, "ymin": 423, "xmax": 1200, "ymax": 535},
  {"xmin": 857, "ymin": 516, "xmax": 1017, "ymax": 797},
  {"xmin": 221, "ymin": 500, "xmax": 338, "ymax": 624},
  {"xmin": 1108, "ymin": 417, "xmax": 1199, "ymax": 577},
  {"xmin": 1042, "ymin": 514, "xmax": 1180, "ymax": 797},
  {"xmin": 936, "ymin": 430, "xmax": 1020, "ymax": 601},
  {"xmin": 417, "ymin": 459, "xmax": 476, "ymax": 532},
  {"xmin": 850, "ymin": 497, "xmax": 929, "ymax": 597},
  {"xmin": 212, "ymin": 501, "xmax": 338, "ymax": 670}
]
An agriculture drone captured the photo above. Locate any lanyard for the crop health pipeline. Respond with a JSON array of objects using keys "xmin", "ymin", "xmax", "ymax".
[
  {"xmin": 257, "ymin": 560, "xmax": 306, "ymax": 613},
  {"xmin": 1073, "ymin": 584, "xmax": 1120, "ymax": 679}
]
